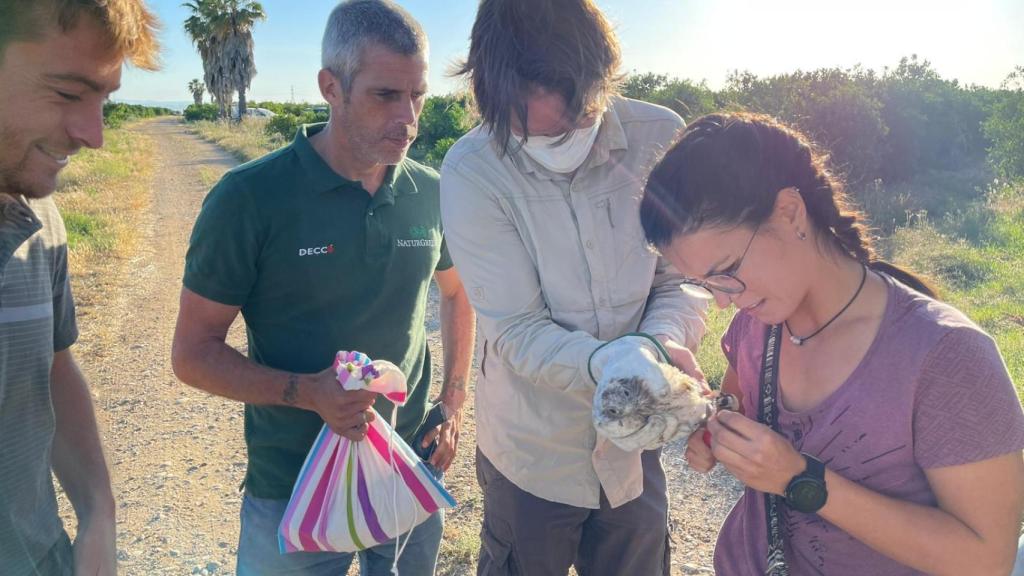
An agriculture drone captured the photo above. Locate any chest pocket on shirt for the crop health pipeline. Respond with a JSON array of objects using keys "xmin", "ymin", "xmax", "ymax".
[{"xmin": 600, "ymin": 193, "xmax": 658, "ymax": 305}]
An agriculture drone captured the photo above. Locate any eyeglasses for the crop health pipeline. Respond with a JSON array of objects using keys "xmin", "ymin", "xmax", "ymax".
[{"xmin": 680, "ymin": 222, "xmax": 761, "ymax": 296}]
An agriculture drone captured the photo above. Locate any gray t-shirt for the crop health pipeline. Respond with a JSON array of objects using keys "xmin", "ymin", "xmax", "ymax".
[
  {"xmin": 0, "ymin": 194, "xmax": 78, "ymax": 574},
  {"xmin": 714, "ymin": 273, "xmax": 1024, "ymax": 575}
]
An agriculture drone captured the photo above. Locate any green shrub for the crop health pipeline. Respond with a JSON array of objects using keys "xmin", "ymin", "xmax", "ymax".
[
  {"xmin": 265, "ymin": 114, "xmax": 300, "ymax": 141},
  {"xmin": 184, "ymin": 103, "xmax": 221, "ymax": 122},
  {"xmin": 983, "ymin": 67, "xmax": 1024, "ymax": 180},
  {"xmin": 252, "ymin": 101, "xmax": 324, "ymax": 117},
  {"xmin": 264, "ymin": 110, "xmax": 329, "ymax": 141},
  {"xmin": 425, "ymin": 137, "xmax": 457, "ymax": 167},
  {"xmin": 103, "ymin": 102, "xmax": 173, "ymax": 128}
]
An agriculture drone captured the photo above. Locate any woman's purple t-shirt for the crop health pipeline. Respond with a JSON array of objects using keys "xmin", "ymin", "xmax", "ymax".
[{"xmin": 713, "ymin": 275, "xmax": 1024, "ymax": 575}]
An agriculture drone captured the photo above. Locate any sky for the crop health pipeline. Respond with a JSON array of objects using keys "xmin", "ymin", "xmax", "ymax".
[{"xmin": 118, "ymin": 0, "xmax": 1024, "ymax": 107}]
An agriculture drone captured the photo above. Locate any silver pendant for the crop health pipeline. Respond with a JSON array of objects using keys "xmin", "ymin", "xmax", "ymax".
[{"xmin": 790, "ymin": 335, "xmax": 804, "ymax": 346}]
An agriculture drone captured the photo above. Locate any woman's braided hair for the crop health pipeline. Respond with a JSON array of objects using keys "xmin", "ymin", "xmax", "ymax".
[{"xmin": 640, "ymin": 112, "xmax": 936, "ymax": 298}]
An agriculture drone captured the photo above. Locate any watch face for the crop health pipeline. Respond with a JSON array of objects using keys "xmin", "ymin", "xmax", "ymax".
[{"xmin": 788, "ymin": 478, "xmax": 827, "ymax": 513}]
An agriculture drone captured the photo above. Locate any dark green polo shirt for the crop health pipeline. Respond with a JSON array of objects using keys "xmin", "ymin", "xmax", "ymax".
[{"xmin": 184, "ymin": 123, "xmax": 452, "ymax": 499}]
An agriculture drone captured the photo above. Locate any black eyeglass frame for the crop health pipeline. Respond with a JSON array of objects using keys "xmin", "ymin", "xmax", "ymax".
[{"xmin": 680, "ymin": 222, "xmax": 761, "ymax": 296}]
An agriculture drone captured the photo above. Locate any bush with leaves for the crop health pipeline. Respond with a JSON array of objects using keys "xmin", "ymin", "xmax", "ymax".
[
  {"xmin": 983, "ymin": 66, "xmax": 1024, "ymax": 179},
  {"xmin": 103, "ymin": 102, "xmax": 173, "ymax": 128},
  {"xmin": 252, "ymin": 101, "xmax": 325, "ymax": 117},
  {"xmin": 265, "ymin": 114, "xmax": 300, "ymax": 141},
  {"xmin": 184, "ymin": 103, "xmax": 221, "ymax": 122},
  {"xmin": 264, "ymin": 110, "xmax": 329, "ymax": 141},
  {"xmin": 411, "ymin": 94, "xmax": 477, "ymax": 167},
  {"xmin": 622, "ymin": 73, "xmax": 720, "ymax": 121}
]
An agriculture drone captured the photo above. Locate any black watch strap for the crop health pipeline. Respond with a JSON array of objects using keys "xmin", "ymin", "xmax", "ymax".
[
  {"xmin": 785, "ymin": 453, "xmax": 828, "ymax": 513},
  {"xmin": 802, "ymin": 453, "xmax": 825, "ymax": 480}
]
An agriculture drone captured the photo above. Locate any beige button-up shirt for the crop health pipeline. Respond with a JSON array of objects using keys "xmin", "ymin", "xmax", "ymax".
[{"xmin": 440, "ymin": 98, "xmax": 707, "ymax": 508}]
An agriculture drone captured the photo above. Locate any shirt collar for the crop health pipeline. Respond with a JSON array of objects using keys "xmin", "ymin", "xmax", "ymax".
[
  {"xmin": 588, "ymin": 98, "xmax": 629, "ymax": 166},
  {"xmin": 369, "ymin": 160, "xmax": 419, "ymax": 211},
  {"xmin": 0, "ymin": 194, "xmax": 43, "ymax": 269},
  {"xmin": 293, "ymin": 123, "xmax": 420, "ymax": 200}
]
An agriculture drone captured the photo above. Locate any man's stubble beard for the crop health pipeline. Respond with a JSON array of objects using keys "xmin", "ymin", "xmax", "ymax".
[{"xmin": 0, "ymin": 125, "xmax": 59, "ymax": 200}]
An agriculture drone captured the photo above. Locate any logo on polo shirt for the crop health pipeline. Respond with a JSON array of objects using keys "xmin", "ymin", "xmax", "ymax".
[
  {"xmin": 299, "ymin": 244, "xmax": 335, "ymax": 256},
  {"xmin": 396, "ymin": 225, "xmax": 438, "ymax": 248}
]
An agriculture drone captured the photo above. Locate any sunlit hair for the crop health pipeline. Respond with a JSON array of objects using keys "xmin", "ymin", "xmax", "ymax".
[
  {"xmin": 455, "ymin": 0, "xmax": 622, "ymax": 157},
  {"xmin": 321, "ymin": 0, "xmax": 427, "ymax": 96},
  {"xmin": 640, "ymin": 112, "xmax": 937, "ymax": 298},
  {"xmin": 0, "ymin": 0, "xmax": 160, "ymax": 70}
]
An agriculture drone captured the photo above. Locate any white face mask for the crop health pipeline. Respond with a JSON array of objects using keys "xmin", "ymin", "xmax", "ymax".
[{"xmin": 519, "ymin": 115, "xmax": 602, "ymax": 173}]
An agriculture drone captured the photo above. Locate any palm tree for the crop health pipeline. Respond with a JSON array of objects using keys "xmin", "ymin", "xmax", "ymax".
[
  {"xmin": 183, "ymin": 0, "xmax": 265, "ymax": 120},
  {"xmin": 188, "ymin": 78, "xmax": 206, "ymax": 106},
  {"xmin": 184, "ymin": 1, "xmax": 227, "ymax": 116}
]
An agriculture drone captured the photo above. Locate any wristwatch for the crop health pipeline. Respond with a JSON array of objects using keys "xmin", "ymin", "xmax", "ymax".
[{"xmin": 784, "ymin": 453, "xmax": 828, "ymax": 513}]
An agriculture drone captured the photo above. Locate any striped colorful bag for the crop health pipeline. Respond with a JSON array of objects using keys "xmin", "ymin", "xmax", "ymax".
[{"xmin": 278, "ymin": 351, "xmax": 456, "ymax": 556}]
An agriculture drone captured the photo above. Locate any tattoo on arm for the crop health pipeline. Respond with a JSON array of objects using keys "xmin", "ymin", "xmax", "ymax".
[
  {"xmin": 283, "ymin": 373, "xmax": 299, "ymax": 405},
  {"xmin": 446, "ymin": 378, "xmax": 467, "ymax": 392}
]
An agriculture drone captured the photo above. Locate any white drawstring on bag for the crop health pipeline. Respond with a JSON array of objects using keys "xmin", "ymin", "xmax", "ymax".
[{"xmin": 387, "ymin": 402, "xmax": 421, "ymax": 575}]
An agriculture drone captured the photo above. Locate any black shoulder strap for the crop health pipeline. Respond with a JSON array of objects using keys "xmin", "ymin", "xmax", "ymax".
[{"xmin": 759, "ymin": 324, "xmax": 789, "ymax": 576}]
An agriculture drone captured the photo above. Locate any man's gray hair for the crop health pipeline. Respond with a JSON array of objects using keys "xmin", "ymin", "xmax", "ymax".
[{"xmin": 322, "ymin": 0, "xmax": 427, "ymax": 94}]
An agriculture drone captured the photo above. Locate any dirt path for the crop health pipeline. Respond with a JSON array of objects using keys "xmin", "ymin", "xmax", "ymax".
[
  {"xmin": 71, "ymin": 117, "xmax": 246, "ymax": 575},
  {"xmin": 71, "ymin": 117, "xmax": 738, "ymax": 576}
]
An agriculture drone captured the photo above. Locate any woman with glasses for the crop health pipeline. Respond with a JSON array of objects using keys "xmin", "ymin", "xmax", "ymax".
[{"xmin": 639, "ymin": 112, "xmax": 1024, "ymax": 575}]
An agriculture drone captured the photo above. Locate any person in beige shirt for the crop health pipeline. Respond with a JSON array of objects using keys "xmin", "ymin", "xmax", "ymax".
[{"xmin": 440, "ymin": 1, "xmax": 707, "ymax": 574}]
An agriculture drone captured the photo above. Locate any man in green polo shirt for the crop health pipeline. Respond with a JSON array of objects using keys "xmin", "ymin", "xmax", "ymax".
[{"xmin": 170, "ymin": 2, "xmax": 475, "ymax": 575}]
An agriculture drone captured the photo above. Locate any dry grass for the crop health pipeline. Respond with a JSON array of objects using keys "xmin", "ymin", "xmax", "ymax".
[
  {"xmin": 185, "ymin": 118, "xmax": 287, "ymax": 163},
  {"xmin": 52, "ymin": 125, "xmax": 157, "ymax": 330}
]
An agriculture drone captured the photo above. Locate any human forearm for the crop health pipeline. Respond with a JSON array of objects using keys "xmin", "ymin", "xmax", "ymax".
[
  {"xmin": 50, "ymin": 350, "xmax": 114, "ymax": 522},
  {"xmin": 438, "ymin": 285, "xmax": 475, "ymax": 411},
  {"xmin": 172, "ymin": 288, "xmax": 377, "ymax": 440},
  {"xmin": 819, "ymin": 467, "xmax": 1019, "ymax": 575},
  {"xmin": 639, "ymin": 258, "xmax": 707, "ymax": 351},
  {"xmin": 171, "ymin": 334, "xmax": 321, "ymax": 410},
  {"xmin": 172, "ymin": 336, "xmax": 380, "ymax": 440},
  {"xmin": 712, "ymin": 410, "xmax": 1022, "ymax": 576}
]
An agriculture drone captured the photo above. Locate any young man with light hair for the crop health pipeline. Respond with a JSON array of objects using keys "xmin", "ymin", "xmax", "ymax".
[
  {"xmin": 0, "ymin": 1, "xmax": 160, "ymax": 574},
  {"xmin": 172, "ymin": 1, "xmax": 475, "ymax": 574},
  {"xmin": 441, "ymin": 0, "xmax": 708, "ymax": 574}
]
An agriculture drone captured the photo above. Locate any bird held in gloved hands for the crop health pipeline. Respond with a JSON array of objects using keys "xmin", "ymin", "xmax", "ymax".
[{"xmin": 589, "ymin": 334, "xmax": 738, "ymax": 452}]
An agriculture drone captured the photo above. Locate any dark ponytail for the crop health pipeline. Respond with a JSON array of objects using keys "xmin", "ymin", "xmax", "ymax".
[{"xmin": 640, "ymin": 112, "xmax": 938, "ymax": 299}]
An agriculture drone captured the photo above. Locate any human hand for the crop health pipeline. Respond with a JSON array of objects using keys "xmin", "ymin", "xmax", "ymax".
[
  {"xmin": 706, "ymin": 411, "xmax": 805, "ymax": 495},
  {"xmin": 421, "ymin": 401, "xmax": 462, "ymax": 472},
  {"xmin": 684, "ymin": 426, "xmax": 717, "ymax": 473},
  {"xmin": 591, "ymin": 336, "xmax": 670, "ymax": 451},
  {"xmin": 73, "ymin": 511, "xmax": 116, "ymax": 576},
  {"xmin": 591, "ymin": 335, "xmax": 712, "ymax": 451},
  {"xmin": 589, "ymin": 335, "xmax": 663, "ymax": 384},
  {"xmin": 656, "ymin": 336, "xmax": 706, "ymax": 382},
  {"xmin": 306, "ymin": 366, "xmax": 377, "ymax": 441}
]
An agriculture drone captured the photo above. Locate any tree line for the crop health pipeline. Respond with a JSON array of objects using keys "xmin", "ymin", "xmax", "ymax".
[
  {"xmin": 182, "ymin": 54, "xmax": 1023, "ymax": 230},
  {"xmin": 417, "ymin": 57, "xmax": 1022, "ymax": 229},
  {"xmin": 103, "ymin": 102, "xmax": 176, "ymax": 128},
  {"xmin": 172, "ymin": 1, "xmax": 1022, "ymax": 231},
  {"xmin": 172, "ymin": 2, "xmax": 1022, "ymax": 226}
]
